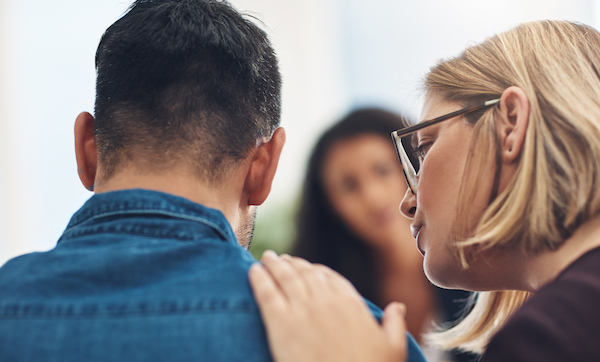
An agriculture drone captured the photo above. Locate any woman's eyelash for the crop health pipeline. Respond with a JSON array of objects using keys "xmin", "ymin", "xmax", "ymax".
[{"xmin": 414, "ymin": 142, "xmax": 433, "ymax": 160}]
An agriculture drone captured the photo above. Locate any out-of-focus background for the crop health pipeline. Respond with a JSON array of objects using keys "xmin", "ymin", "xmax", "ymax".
[{"xmin": 1, "ymin": 0, "xmax": 599, "ymax": 264}]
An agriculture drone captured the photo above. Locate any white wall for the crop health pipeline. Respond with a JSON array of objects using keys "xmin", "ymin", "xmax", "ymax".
[
  {"xmin": 0, "ymin": 0, "xmax": 131, "ymax": 264},
  {"xmin": 0, "ymin": 0, "xmax": 598, "ymax": 265},
  {"xmin": 342, "ymin": 0, "xmax": 597, "ymax": 117}
]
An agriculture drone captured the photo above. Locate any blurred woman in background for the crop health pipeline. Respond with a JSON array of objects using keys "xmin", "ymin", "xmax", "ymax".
[{"xmin": 292, "ymin": 109, "xmax": 439, "ymax": 343}]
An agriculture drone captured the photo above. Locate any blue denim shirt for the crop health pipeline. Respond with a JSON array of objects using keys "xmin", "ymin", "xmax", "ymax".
[{"xmin": 0, "ymin": 189, "xmax": 425, "ymax": 361}]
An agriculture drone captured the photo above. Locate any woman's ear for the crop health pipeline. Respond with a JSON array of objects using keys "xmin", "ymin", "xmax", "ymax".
[
  {"xmin": 244, "ymin": 127, "xmax": 286, "ymax": 205},
  {"xmin": 497, "ymin": 86, "xmax": 530, "ymax": 164},
  {"xmin": 74, "ymin": 112, "xmax": 98, "ymax": 191}
]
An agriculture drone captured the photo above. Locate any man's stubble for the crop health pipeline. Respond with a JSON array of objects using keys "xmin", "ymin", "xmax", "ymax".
[{"xmin": 236, "ymin": 207, "xmax": 257, "ymax": 250}]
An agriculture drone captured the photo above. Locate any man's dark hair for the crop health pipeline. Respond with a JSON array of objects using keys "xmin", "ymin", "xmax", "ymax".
[{"xmin": 93, "ymin": 0, "xmax": 281, "ymax": 182}]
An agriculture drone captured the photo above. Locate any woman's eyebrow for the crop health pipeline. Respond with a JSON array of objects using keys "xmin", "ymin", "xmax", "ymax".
[{"xmin": 412, "ymin": 125, "xmax": 439, "ymax": 149}]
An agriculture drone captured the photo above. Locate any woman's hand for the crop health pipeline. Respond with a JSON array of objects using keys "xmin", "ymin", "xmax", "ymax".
[{"xmin": 249, "ymin": 251, "xmax": 408, "ymax": 362}]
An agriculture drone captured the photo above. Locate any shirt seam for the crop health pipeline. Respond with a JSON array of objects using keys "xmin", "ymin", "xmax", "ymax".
[
  {"xmin": 0, "ymin": 301, "xmax": 258, "ymax": 318},
  {"xmin": 62, "ymin": 209, "xmax": 230, "ymax": 241}
]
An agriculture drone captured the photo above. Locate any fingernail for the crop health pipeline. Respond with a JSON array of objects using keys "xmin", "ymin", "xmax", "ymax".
[
  {"xmin": 397, "ymin": 303, "xmax": 406, "ymax": 317},
  {"xmin": 262, "ymin": 250, "xmax": 278, "ymax": 260},
  {"xmin": 249, "ymin": 263, "xmax": 264, "ymax": 274}
]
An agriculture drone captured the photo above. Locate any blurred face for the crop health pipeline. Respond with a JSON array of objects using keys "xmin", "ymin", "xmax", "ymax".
[
  {"xmin": 322, "ymin": 134, "xmax": 412, "ymax": 248},
  {"xmin": 400, "ymin": 94, "xmax": 520, "ymax": 290}
]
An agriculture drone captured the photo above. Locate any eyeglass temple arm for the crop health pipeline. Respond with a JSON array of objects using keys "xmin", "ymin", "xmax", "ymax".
[{"xmin": 393, "ymin": 98, "xmax": 501, "ymax": 138}]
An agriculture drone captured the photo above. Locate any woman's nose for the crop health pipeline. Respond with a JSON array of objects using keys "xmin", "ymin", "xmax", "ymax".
[{"xmin": 400, "ymin": 187, "xmax": 416, "ymax": 219}]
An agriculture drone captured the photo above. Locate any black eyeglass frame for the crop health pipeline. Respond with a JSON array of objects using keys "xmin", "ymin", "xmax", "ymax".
[{"xmin": 391, "ymin": 98, "xmax": 501, "ymax": 194}]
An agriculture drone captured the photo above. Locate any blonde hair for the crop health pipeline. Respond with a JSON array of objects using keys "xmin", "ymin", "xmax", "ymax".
[{"xmin": 424, "ymin": 20, "xmax": 600, "ymax": 353}]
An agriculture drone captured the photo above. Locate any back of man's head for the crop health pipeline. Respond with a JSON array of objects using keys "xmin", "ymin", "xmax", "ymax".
[{"xmin": 93, "ymin": 0, "xmax": 281, "ymax": 183}]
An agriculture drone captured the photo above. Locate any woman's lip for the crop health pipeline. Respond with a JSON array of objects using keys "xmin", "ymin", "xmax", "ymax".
[
  {"xmin": 410, "ymin": 224, "xmax": 422, "ymax": 240},
  {"xmin": 417, "ymin": 242, "xmax": 425, "ymax": 256},
  {"xmin": 411, "ymin": 224, "xmax": 425, "ymax": 256}
]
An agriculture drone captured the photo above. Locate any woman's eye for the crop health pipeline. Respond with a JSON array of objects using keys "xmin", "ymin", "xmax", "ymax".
[
  {"xmin": 374, "ymin": 163, "xmax": 392, "ymax": 177},
  {"xmin": 415, "ymin": 142, "xmax": 433, "ymax": 163},
  {"xmin": 341, "ymin": 177, "xmax": 359, "ymax": 193}
]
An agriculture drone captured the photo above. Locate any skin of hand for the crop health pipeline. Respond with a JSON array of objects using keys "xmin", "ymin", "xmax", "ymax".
[{"xmin": 248, "ymin": 250, "xmax": 408, "ymax": 362}]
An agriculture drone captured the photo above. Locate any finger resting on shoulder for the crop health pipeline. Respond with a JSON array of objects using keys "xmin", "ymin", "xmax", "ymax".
[
  {"xmin": 383, "ymin": 302, "xmax": 408, "ymax": 355},
  {"xmin": 280, "ymin": 255, "xmax": 332, "ymax": 296},
  {"xmin": 259, "ymin": 250, "xmax": 310, "ymax": 300},
  {"xmin": 248, "ymin": 263, "xmax": 288, "ymax": 314},
  {"xmin": 313, "ymin": 264, "xmax": 363, "ymax": 300}
]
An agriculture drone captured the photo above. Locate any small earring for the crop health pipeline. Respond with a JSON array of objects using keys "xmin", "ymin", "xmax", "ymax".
[
  {"xmin": 509, "ymin": 148, "xmax": 512, "ymax": 152},
  {"xmin": 87, "ymin": 183, "xmax": 95, "ymax": 191}
]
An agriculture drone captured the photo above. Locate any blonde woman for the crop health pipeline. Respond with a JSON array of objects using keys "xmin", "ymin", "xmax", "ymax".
[{"xmin": 249, "ymin": 20, "xmax": 600, "ymax": 361}]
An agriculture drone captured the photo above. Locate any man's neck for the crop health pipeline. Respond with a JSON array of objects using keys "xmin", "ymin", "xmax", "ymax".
[{"xmin": 94, "ymin": 166, "xmax": 246, "ymax": 230}]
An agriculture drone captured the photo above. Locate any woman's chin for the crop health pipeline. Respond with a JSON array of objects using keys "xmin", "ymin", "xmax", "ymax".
[{"xmin": 423, "ymin": 260, "xmax": 467, "ymax": 290}]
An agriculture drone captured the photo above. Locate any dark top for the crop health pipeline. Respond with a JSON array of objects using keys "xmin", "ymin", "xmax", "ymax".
[{"xmin": 482, "ymin": 247, "xmax": 600, "ymax": 361}]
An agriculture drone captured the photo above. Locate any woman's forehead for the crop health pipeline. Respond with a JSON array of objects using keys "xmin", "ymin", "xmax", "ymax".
[{"xmin": 419, "ymin": 94, "xmax": 461, "ymax": 122}]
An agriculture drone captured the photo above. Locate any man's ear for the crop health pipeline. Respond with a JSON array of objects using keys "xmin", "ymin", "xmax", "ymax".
[
  {"xmin": 497, "ymin": 86, "xmax": 530, "ymax": 164},
  {"xmin": 244, "ymin": 127, "xmax": 286, "ymax": 206},
  {"xmin": 74, "ymin": 112, "xmax": 98, "ymax": 191}
]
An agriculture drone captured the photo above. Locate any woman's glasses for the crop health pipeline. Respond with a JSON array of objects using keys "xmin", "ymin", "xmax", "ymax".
[{"xmin": 391, "ymin": 98, "xmax": 500, "ymax": 194}]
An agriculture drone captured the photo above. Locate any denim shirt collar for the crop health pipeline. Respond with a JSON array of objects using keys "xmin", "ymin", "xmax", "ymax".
[{"xmin": 61, "ymin": 189, "xmax": 237, "ymax": 245}]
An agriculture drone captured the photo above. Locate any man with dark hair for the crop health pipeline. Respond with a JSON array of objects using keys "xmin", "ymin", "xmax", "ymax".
[{"xmin": 0, "ymin": 0, "xmax": 285, "ymax": 360}]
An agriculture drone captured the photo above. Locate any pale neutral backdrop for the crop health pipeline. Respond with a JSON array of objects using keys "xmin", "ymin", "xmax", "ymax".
[{"xmin": 1, "ymin": 0, "xmax": 598, "ymax": 265}]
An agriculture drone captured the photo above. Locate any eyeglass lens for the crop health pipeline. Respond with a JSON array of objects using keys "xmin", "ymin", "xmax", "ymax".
[{"xmin": 400, "ymin": 134, "xmax": 420, "ymax": 175}]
